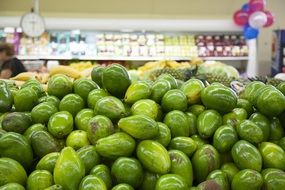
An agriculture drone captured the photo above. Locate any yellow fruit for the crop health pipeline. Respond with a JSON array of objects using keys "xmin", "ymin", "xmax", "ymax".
[
  {"xmin": 49, "ymin": 66, "xmax": 81, "ymax": 79},
  {"xmin": 10, "ymin": 72, "xmax": 38, "ymax": 81}
]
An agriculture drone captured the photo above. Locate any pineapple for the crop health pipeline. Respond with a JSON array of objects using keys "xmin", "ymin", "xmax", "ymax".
[{"xmin": 249, "ymin": 76, "xmax": 285, "ymax": 87}]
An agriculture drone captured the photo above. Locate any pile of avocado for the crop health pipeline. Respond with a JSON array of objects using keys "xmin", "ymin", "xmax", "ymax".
[{"xmin": 0, "ymin": 63, "xmax": 285, "ymax": 190}]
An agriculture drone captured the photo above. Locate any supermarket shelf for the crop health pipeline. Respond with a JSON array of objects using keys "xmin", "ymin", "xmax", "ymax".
[{"xmin": 17, "ymin": 55, "xmax": 249, "ymax": 61}]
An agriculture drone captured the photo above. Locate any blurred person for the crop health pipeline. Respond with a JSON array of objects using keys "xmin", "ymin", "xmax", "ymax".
[{"xmin": 0, "ymin": 43, "xmax": 26, "ymax": 79}]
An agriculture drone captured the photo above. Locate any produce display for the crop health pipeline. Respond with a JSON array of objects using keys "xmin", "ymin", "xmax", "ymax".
[{"xmin": 1, "ymin": 63, "xmax": 285, "ymax": 190}]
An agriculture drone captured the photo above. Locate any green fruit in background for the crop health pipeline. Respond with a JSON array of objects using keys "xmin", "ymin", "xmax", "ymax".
[
  {"xmin": 31, "ymin": 102, "xmax": 58, "ymax": 124},
  {"xmin": 79, "ymin": 175, "xmax": 107, "ymax": 190},
  {"xmin": 23, "ymin": 123, "xmax": 47, "ymax": 144},
  {"xmin": 48, "ymin": 111, "xmax": 73, "ymax": 138},
  {"xmin": 236, "ymin": 98, "xmax": 253, "ymax": 116},
  {"xmin": 14, "ymin": 87, "xmax": 38, "ymax": 112},
  {"xmin": 90, "ymin": 164, "xmax": 112, "ymax": 190},
  {"xmin": 75, "ymin": 109, "xmax": 94, "ymax": 131},
  {"xmin": 0, "ymin": 183, "xmax": 25, "ymax": 190},
  {"xmin": 31, "ymin": 130, "xmax": 61, "ymax": 158},
  {"xmin": 102, "ymin": 64, "xmax": 131, "ymax": 98},
  {"xmin": 241, "ymin": 81, "xmax": 265, "ymax": 103},
  {"xmin": 94, "ymin": 96, "xmax": 126, "ymax": 121},
  {"xmin": 39, "ymin": 95, "xmax": 60, "ymax": 108},
  {"xmin": 140, "ymin": 171, "xmax": 160, "ymax": 190},
  {"xmin": 161, "ymin": 89, "xmax": 187, "ymax": 112},
  {"xmin": 221, "ymin": 163, "xmax": 239, "ymax": 183},
  {"xmin": 262, "ymin": 168, "xmax": 285, "ymax": 190},
  {"xmin": 0, "ymin": 157, "xmax": 27, "ymax": 186},
  {"xmin": 137, "ymin": 140, "xmax": 171, "ymax": 174},
  {"xmin": 26, "ymin": 170, "xmax": 54, "ymax": 190},
  {"xmin": 91, "ymin": 65, "xmax": 105, "ymax": 87},
  {"xmin": 77, "ymin": 145, "xmax": 100, "ymax": 174},
  {"xmin": 213, "ymin": 125, "xmax": 238, "ymax": 153},
  {"xmin": 111, "ymin": 157, "xmax": 143, "ymax": 188},
  {"xmin": 118, "ymin": 115, "xmax": 159, "ymax": 139},
  {"xmin": 192, "ymin": 145, "xmax": 220, "ymax": 183},
  {"xmin": 185, "ymin": 112, "xmax": 197, "ymax": 136},
  {"xmin": 36, "ymin": 152, "xmax": 60, "ymax": 173},
  {"xmin": 43, "ymin": 184, "xmax": 63, "ymax": 190},
  {"xmin": 59, "ymin": 94, "xmax": 84, "ymax": 116},
  {"xmin": 87, "ymin": 89, "xmax": 109, "ymax": 109},
  {"xmin": 231, "ymin": 169, "xmax": 263, "ymax": 190},
  {"xmin": 169, "ymin": 137, "xmax": 197, "ymax": 157},
  {"xmin": 201, "ymin": 84, "xmax": 237, "ymax": 113},
  {"xmin": 279, "ymin": 137, "xmax": 285, "ymax": 151},
  {"xmin": 196, "ymin": 180, "xmax": 222, "ymax": 190},
  {"xmin": 150, "ymin": 80, "xmax": 172, "ymax": 103},
  {"xmin": 155, "ymin": 174, "xmax": 188, "ymax": 190},
  {"xmin": 259, "ymin": 142, "xmax": 285, "ymax": 170},
  {"xmin": 0, "ymin": 132, "xmax": 33, "ymax": 169},
  {"xmin": 236, "ymin": 120, "xmax": 264, "ymax": 144},
  {"xmin": 73, "ymin": 78, "xmax": 99, "ymax": 102},
  {"xmin": 95, "ymin": 132, "xmax": 135, "ymax": 159},
  {"xmin": 54, "ymin": 147, "xmax": 85, "ymax": 190},
  {"xmin": 231, "ymin": 140, "xmax": 262, "ymax": 172},
  {"xmin": 0, "ymin": 81, "xmax": 13, "ymax": 112},
  {"xmin": 191, "ymin": 134, "xmax": 208, "ymax": 149},
  {"xmin": 180, "ymin": 79, "xmax": 205, "ymax": 105},
  {"xmin": 66, "ymin": 130, "xmax": 90, "ymax": 150},
  {"xmin": 176, "ymin": 79, "xmax": 184, "ymax": 88},
  {"xmin": 47, "ymin": 74, "xmax": 73, "ymax": 99},
  {"xmin": 197, "ymin": 110, "xmax": 222, "ymax": 139},
  {"xmin": 22, "ymin": 81, "xmax": 45, "ymax": 98},
  {"xmin": 124, "ymin": 81, "xmax": 152, "ymax": 104},
  {"xmin": 269, "ymin": 117, "xmax": 285, "ymax": 141},
  {"xmin": 277, "ymin": 82, "xmax": 285, "ymax": 95},
  {"xmin": 163, "ymin": 110, "xmax": 189, "ymax": 137},
  {"xmin": 188, "ymin": 104, "xmax": 206, "ymax": 116},
  {"xmin": 169, "ymin": 150, "xmax": 193, "ymax": 187},
  {"xmin": 206, "ymin": 170, "xmax": 229, "ymax": 190},
  {"xmin": 2, "ymin": 112, "xmax": 32, "ymax": 134},
  {"xmin": 87, "ymin": 115, "xmax": 114, "ymax": 144},
  {"xmin": 153, "ymin": 122, "xmax": 171, "ymax": 147},
  {"xmin": 256, "ymin": 86, "xmax": 285, "ymax": 117},
  {"xmin": 111, "ymin": 184, "xmax": 134, "ymax": 190},
  {"xmin": 249, "ymin": 113, "xmax": 271, "ymax": 142},
  {"xmin": 131, "ymin": 99, "xmax": 159, "ymax": 120},
  {"xmin": 157, "ymin": 74, "xmax": 178, "ymax": 89},
  {"xmin": 223, "ymin": 108, "xmax": 247, "ymax": 127}
]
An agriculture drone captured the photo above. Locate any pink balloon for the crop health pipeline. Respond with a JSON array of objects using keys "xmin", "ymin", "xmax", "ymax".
[
  {"xmin": 249, "ymin": 0, "xmax": 266, "ymax": 11},
  {"xmin": 264, "ymin": 10, "xmax": 275, "ymax": 27},
  {"xmin": 233, "ymin": 10, "xmax": 249, "ymax": 26}
]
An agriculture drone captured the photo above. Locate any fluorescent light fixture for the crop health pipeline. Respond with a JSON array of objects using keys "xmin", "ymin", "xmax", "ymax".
[
  {"xmin": 71, "ymin": 29, "xmax": 81, "ymax": 34},
  {"xmin": 4, "ymin": 27, "xmax": 15, "ymax": 33}
]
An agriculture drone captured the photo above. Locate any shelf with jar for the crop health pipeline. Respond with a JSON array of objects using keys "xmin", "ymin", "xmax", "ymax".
[{"xmin": 0, "ymin": 28, "xmax": 248, "ymax": 61}]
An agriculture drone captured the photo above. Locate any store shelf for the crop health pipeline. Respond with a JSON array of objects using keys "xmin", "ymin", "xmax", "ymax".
[{"xmin": 17, "ymin": 55, "xmax": 248, "ymax": 61}]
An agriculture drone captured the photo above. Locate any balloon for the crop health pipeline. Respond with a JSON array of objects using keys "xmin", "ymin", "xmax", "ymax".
[
  {"xmin": 243, "ymin": 24, "xmax": 259, "ymax": 40},
  {"xmin": 264, "ymin": 10, "xmax": 275, "ymax": 27},
  {"xmin": 233, "ymin": 10, "xmax": 249, "ymax": 26},
  {"xmin": 242, "ymin": 3, "xmax": 250, "ymax": 12},
  {"xmin": 248, "ymin": 11, "xmax": 268, "ymax": 28},
  {"xmin": 249, "ymin": 0, "xmax": 266, "ymax": 11}
]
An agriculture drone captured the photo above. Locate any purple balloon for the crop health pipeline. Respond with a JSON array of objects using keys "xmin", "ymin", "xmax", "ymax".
[
  {"xmin": 264, "ymin": 10, "xmax": 275, "ymax": 27},
  {"xmin": 233, "ymin": 10, "xmax": 249, "ymax": 26},
  {"xmin": 249, "ymin": 0, "xmax": 266, "ymax": 12},
  {"xmin": 243, "ymin": 24, "xmax": 259, "ymax": 40}
]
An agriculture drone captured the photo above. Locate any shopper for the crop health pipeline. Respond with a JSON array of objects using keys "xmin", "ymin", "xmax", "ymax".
[{"xmin": 0, "ymin": 42, "xmax": 26, "ymax": 79}]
